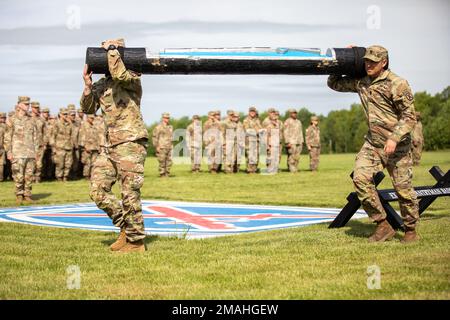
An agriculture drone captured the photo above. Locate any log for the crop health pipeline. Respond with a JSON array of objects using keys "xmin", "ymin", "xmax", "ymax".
[{"xmin": 86, "ymin": 46, "xmax": 366, "ymax": 77}]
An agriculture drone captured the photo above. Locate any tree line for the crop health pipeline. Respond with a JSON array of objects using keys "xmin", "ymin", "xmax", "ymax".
[{"xmin": 146, "ymin": 86, "xmax": 449, "ymax": 156}]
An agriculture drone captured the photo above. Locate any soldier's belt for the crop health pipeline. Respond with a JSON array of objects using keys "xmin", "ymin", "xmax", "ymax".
[{"xmin": 86, "ymin": 46, "xmax": 367, "ymax": 77}]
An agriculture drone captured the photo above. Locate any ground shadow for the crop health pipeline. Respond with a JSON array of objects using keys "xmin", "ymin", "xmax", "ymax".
[{"xmin": 31, "ymin": 193, "xmax": 52, "ymax": 200}]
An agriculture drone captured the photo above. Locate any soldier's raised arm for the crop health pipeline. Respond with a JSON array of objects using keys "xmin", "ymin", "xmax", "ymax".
[
  {"xmin": 327, "ymin": 74, "xmax": 358, "ymax": 93},
  {"xmin": 389, "ymin": 79, "xmax": 417, "ymax": 143},
  {"xmin": 80, "ymin": 64, "xmax": 101, "ymax": 114},
  {"xmin": 103, "ymin": 40, "xmax": 141, "ymax": 89}
]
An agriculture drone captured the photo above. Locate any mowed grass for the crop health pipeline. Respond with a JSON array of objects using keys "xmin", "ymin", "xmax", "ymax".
[{"xmin": 0, "ymin": 151, "xmax": 449, "ymax": 299}]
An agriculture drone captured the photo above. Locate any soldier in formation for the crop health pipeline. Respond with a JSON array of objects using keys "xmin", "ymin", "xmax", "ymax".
[
  {"xmin": 186, "ymin": 115, "xmax": 202, "ymax": 173},
  {"xmin": 152, "ymin": 113, "xmax": 173, "ymax": 177},
  {"xmin": 305, "ymin": 116, "xmax": 321, "ymax": 171},
  {"xmin": 283, "ymin": 109, "xmax": 304, "ymax": 173}
]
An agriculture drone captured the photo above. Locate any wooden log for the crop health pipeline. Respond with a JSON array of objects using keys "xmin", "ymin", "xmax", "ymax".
[{"xmin": 86, "ymin": 46, "xmax": 367, "ymax": 77}]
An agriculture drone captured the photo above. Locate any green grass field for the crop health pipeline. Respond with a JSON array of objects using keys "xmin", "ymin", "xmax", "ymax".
[{"xmin": 0, "ymin": 151, "xmax": 449, "ymax": 299}]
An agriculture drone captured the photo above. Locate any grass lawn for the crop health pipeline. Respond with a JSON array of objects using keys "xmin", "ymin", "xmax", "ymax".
[{"xmin": 0, "ymin": 151, "xmax": 449, "ymax": 299}]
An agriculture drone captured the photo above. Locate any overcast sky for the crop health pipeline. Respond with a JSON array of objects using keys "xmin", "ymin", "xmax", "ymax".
[{"xmin": 0, "ymin": 0, "xmax": 448, "ymax": 124}]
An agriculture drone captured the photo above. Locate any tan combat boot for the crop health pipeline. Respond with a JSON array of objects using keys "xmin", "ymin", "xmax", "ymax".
[
  {"xmin": 401, "ymin": 229, "xmax": 419, "ymax": 244},
  {"xmin": 16, "ymin": 195, "xmax": 23, "ymax": 205},
  {"xmin": 23, "ymin": 196, "xmax": 34, "ymax": 203},
  {"xmin": 368, "ymin": 219, "xmax": 396, "ymax": 242},
  {"xmin": 117, "ymin": 239, "xmax": 145, "ymax": 253},
  {"xmin": 110, "ymin": 229, "xmax": 127, "ymax": 251}
]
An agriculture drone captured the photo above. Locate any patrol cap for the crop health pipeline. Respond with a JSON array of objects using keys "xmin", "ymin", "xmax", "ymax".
[
  {"xmin": 162, "ymin": 112, "xmax": 170, "ymax": 118},
  {"xmin": 60, "ymin": 108, "xmax": 68, "ymax": 115},
  {"xmin": 69, "ymin": 110, "xmax": 76, "ymax": 115},
  {"xmin": 274, "ymin": 110, "xmax": 280, "ymax": 115},
  {"xmin": 67, "ymin": 104, "xmax": 76, "ymax": 110},
  {"xmin": 363, "ymin": 45, "xmax": 388, "ymax": 62},
  {"xmin": 232, "ymin": 111, "xmax": 240, "ymax": 118},
  {"xmin": 0, "ymin": 112, "xmax": 6, "ymax": 118},
  {"xmin": 267, "ymin": 108, "xmax": 276, "ymax": 113},
  {"xmin": 249, "ymin": 106, "xmax": 257, "ymax": 112},
  {"xmin": 192, "ymin": 115, "xmax": 200, "ymax": 120},
  {"xmin": 77, "ymin": 108, "xmax": 84, "ymax": 113},
  {"xmin": 31, "ymin": 101, "xmax": 40, "ymax": 109},
  {"xmin": 311, "ymin": 116, "xmax": 319, "ymax": 122},
  {"xmin": 214, "ymin": 110, "xmax": 221, "ymax": 116},
  {"xmin": 288, "ymin": 108, "xmax": 297, "ymax": 113},
  {"xmin": 42, "ymin": 107, "xmax": 50, "ymax": 113},
  {"xmin": 208, "ymin": 111, "xmax": 215, "ymax": 117},
  {"xmin": 17, "ymin": 96, "xmax": 31, "ymax": 105}
]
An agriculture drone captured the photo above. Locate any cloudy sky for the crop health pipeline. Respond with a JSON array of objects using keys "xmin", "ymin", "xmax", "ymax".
[{"xmin": 0, "ymin": 0, "xmax": 448, "ymax": 124}]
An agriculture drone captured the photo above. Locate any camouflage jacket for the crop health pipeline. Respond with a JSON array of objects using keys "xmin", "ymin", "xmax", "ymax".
[
  {"xmin": 0, "ymin": 123, "xmax": 6, "ymax": 151},
  {"xmin": 31, "ymin": 115, "xmax": 45, "ymax": 147},
  {"xmin": 203, "ymin": 119, "xmax": 223, "ymax": 147},
  {"xmin": 42, "ymin": 119, "xmax": 53, "ymax": 147},
  {"xmin": 186, "ymin": 121, "xmax": 202, "ymax": 149},
  {"xmin": 52, "ymin": 120, "xmax": 75, "ymax": 150},
  {"xmin": 264, "ymin": 118, "xmax": 282, "ymax": 146},
  {"xmin": 223, "ymin": 119, "xmax": 245, "ymax": 147},
  {"xmin": 152, "ymin": 122, "xmax": 173, "ymax": 149},
  {"xmin": 305, "ymin": 125, "xmax": 320, "ymax": 148},
  {"xmin": 243, "ymin": 116, "xmax": 262, "ymax": 141},
  {"xmin": 80, "ymin": 49, "xmax": 149, "ymax": 147},
  {"xmin": 283, "ymin": 118, "xmax": 304, "ymax": 145},
  {"xmin": 79, "ymin": 121, "xmax": 100, "ymax": 152},
  {"xmin": 328, "ymin": 70, "xmax": 417, "ymax": 147},
  {"xmin": 4, "ymin": 113, "xmax": 38, "ymax": 158},
  {"xmin": 411, "ymin": 121, "xmax": 424, "ymax": 146}
]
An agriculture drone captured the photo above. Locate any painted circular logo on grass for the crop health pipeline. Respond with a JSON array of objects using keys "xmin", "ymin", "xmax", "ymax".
[{"xmin": 0, "ymin": 200, "xmax": 366, "ymax": 238}]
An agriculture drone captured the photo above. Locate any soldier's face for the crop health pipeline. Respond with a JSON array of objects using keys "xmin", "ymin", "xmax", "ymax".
[
  {"xmin": 249, "ymin": 111, "xmax": 256, "ymax": 117},
  {"xmin": 17, "ymin": 102, "xmax": 29, "ymax": 113},
  {"xmin": 365, "ymin": 58, "xmax": 387, "ymax": 78},
  {"xmin": 0, "ymin": 118, "xmax": 5, "ymax": 123},
  {"xmin": 290, "ymin": 112, "xmax": 297, "ymax": 119},
  {"xmin": 42, "ymin": 112, "xmax": 49, "ymax": 120},
  {"xmin": 163, "ymin": 117, "xmax": 170, "ymax": 124}
]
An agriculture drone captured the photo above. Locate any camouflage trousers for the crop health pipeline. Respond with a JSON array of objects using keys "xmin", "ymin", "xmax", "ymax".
[
  {"xmin": 71, "ymin": 148, "xmax": 82, "ymax": 179},
  {"xmin": 206, "ymin": 143, "xmax": 221, "ymax": 173},
  {"xmin": 90, "ymin": 139, "xmax": 148, "ymax": 242},
  {"xmin": 43, "ymin": 146, "xmax": 55, "ymax": 180},
  {"xmin": 12, "ymin": 158, "xmax": 35, "ymax": 197},
  {"xmin": 309, "ymin": 147, "xmax": 320, "ymax": 171},
  {"xmin": 224, "ymin": 143, "xmax": 240, "ymax": 174},
  {"xmin": 81, "ymin": 149, "xmax": 98, "ymax": 178},
  {"xmin": 0, "ymin": 150, "xmax": 5, "ymax": 181},
  {"xmin": 286, "ymin": 144, "xmax": 302, "ymax": 173},
  {"xmin": 157, "ymin": 147, "xmax": 172, "ymax": 176},
  {"xmin": 54, "ymin": 148, "xmax": 73, "ymax": 179},
  {"xmin": 34, "ymin": 146, "xmax": 45, "ymax": 181},
  {"xmin": 190, "ymin": 147, "xmax": 201, "ymax": 172},
  {"xmin": 353, "ymin": 141, "xmax": 419, "ymax": 230},
  {"xmin": 266, "ymin": 144, "xmax": 280, "ymax": 174},
  {"xmin": 412, "ymin": 142, "xmax": 423, "ymax": 166},
  {"xmin": 245, "ymin": 139, "xmax": 259, "ymax": 173}
]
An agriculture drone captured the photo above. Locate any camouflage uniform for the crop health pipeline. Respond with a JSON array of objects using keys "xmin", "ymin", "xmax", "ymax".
[
  {"xmin": 263, "ymin": 110, "xmax": 281, "ymax": 174},
  {"xmin": 223, "ymin": 112, "xmax": 245, "ymax": 173},
  {"xmin": 80, "ymin": 42, "xmax": 149, "ymax": 243},
  {"xmin": 79, "ymin": 115, "xmax": 100, "ymax": 178},
  {"xmin": 68, "ymin": 107, "xmax": 81, "ymax": 179},
  {"xmin": 51, "ymin": 109, "xmax": 74, "ymax": 181},
  {"xmin": 411, "ymin": 112, "xmax": 424, "ymax": 166},
  {"xmin": 203, "ymin": 111, "xmax": 223, "ymax": 173},
  {"xmin": 0, "ymin": 113, "xmax": 7, "ymax": 181},
  {"xmin": 30, "ymin": 102, "xmax": 45, "ymax": 182},
  {"xmin": 41, "ymin": 108, "xmax": 54, "ymax": 180},
  {"xmin": 305, "ymin": 118, "xmax": 321, "ymax": 171},
  {"xmin": 243, "ymin": 107, "xmax": 262, "ymax": 173},
  {"xmin": 4, "ymin": 97, "xmax": 38, "ymax": 198},
  {"xmin": 283, "ymin": 110, "xmax": 304, "ymax": 173},
  {"xmin": 152, "ymin": 113, "xmax": 173, "ymax": 177},
  {"xmin": 327, "ymin": 47, "xmax": 419, "ymax": 231},
  {"xmin": 186, "ymin": 115, "xmax": 202, "ymax": 172}
]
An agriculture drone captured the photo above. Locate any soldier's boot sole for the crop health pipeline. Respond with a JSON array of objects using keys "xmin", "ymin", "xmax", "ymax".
[{"xmin": 110, "ymin": 229, "xmax": 127, "ymax": 251}]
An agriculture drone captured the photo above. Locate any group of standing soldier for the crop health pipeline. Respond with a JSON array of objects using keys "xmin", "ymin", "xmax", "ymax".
[
  {"xmin": 152, "ymin": 107, "xmax": 322, "ymax": 176},
  {"xmin": 0, "ymin": 97, "xmax": 105, "ymax": 203}
]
